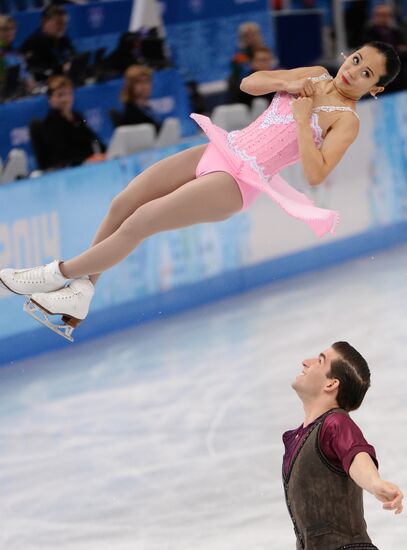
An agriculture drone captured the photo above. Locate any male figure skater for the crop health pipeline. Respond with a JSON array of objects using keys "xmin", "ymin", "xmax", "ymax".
[{"xmin": 284, "ymin": 341, "xmax": 403, "ymax": 549}]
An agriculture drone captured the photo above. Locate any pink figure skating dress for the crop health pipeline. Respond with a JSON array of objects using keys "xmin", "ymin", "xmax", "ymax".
[{"xmin": 191, "ymin": 73, "xmax": 358, "ymax": 237}]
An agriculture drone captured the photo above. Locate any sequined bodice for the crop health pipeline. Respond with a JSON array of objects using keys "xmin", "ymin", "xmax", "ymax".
[
  {"xmin": 226, "ymin": 92, "xmax": 319, "ymax": 181},
  {"xmin": 226, "ymin": 73, "xmax": 358, "ymax": 184}
]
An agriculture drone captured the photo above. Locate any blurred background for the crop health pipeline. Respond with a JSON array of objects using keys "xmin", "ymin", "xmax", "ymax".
[{"xmin": 0, "ymin": 0, "xmax": 406, "ymax": 548}]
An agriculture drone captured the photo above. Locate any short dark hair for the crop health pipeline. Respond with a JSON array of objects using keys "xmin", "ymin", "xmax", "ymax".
[
  {"xmin": 364, "ymin": 41, "xmax": 401, "ymax": 86},
  {"xmin": 328, "ymin": 341, "xmax": 371, "ymax": 412},
  {"xmin": 42, "ymin": 5, "xmax": 67, "ymax": 20},
  {"xmin": 46, "ymin": 75, "xmax": 73, "ymax": 97}
]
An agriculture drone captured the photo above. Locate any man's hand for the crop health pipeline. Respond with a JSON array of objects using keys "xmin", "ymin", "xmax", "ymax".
[{"xmin": 372, "ymin": 479, "xmax": 404, "ymax": 514}]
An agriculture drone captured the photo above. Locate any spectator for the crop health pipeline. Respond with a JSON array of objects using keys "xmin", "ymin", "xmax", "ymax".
[
  {"xmin": 361, "ymin": 4, "xmax": 407, "ymax": 91},
  {"xmin": 228, "ymin": 46, "xmax": 275, "ymax": 105},
  {"xmin": 103, "ymin": 29, "xmax": 171, "ymax": 79},
  {"xmin": 112, "ymin": 65, "xmax": 162, "ymax": 132},
  {"xmin": 228, "ymin": 22, "xmax": 266, "ymax": 103},
  {"xmin": 363, "ymin": 4, "xmax": 406, "ymax": 49},
  {"xmin": 0, "ymin": 15, "xmax": 35, "ymax": 100},
  {"xmin": 250, "ymin": 46, "xmax": 275, "ymax": 72},
  {"xmin": 31, "ymin": 75, "xmax": 105, "ymax": 171},
  {"xmin": 139, "ymin": 27, "xmax": 171, "ymax": 69},
  {"xmin": 20, "ymin": 5, "xmax": 75, "ymax": 83},
  {"xmin": 103, "ymin": 31, "xmax": 144, "ymax": 79}
]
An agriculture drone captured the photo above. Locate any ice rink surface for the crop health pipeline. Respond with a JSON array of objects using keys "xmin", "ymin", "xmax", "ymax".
[{"xmin": 1, "ymin": 244, "xmax": 407, "ymax": 550}]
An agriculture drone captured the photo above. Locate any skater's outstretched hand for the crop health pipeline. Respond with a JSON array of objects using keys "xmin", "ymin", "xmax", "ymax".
[
  {"xmin": 350, "ymin": 452, "xmax": 404, "ymax": 515},
  {"xmin": 372, "ymin": 479, "xmax": 404, "ymax": 514}
]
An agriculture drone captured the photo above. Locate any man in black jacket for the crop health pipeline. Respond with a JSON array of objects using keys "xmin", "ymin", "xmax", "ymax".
[
  {"xmin": 31, "ymin": 75, "xmax": 105, "ymax": 171},
  {"xmin": 20, "ymin": 5, "xmax": 75, "ymax": 83}
]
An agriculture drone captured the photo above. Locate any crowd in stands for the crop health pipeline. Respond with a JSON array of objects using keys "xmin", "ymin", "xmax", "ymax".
[
  {"xmin": 28, "ymin": 65, "xmax": 166, "ymax": 171},
  {"xmin": 0, "ymin": 4, "xmax": 170, "ymax": 100},
  {"xmin": 0, "ymin": 2, "xmax": 173, "ymax": 178},
  {"xmin": 0, "ymin": 1, "xmax": 406, "ymax": 182}
]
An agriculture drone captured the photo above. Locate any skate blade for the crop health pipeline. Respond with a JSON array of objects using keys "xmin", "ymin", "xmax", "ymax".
[{"xmin": 23, "ymin": 300, "xmax": 75, "ymax": 342}]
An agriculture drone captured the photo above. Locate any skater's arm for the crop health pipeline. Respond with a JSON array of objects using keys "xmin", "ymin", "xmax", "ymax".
[
  {"xmin": 349, "ymin": 452, "xmax": 404, "ymax": 514},
  {"xmin": 293, "ymin": 101, "xmax": 359, "ymax": 186},
  {"xmin": 240, "ymin": 66, "xmax": 326, "ymax": 96}
]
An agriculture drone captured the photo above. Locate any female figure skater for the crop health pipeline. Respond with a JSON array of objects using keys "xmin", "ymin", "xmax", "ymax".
[{"xmin": 0, "ymin": 42, "xmax": 401, "ymax": 335}]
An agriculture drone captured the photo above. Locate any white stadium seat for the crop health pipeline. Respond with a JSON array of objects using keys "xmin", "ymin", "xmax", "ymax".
[
  {"xmin": 107, "ymin": 123, "xmax": 156, "ymax": 159},
  {"xmin": 250, "ymin": 97, "xmax": 269, "ymax": 122},
  {"xmin": 1, "ymin": 149, "xmax": 29, "ymax": 184},
  {"xmin": 211, "ymin": 103, "xmax": 251, "ymax": 131},
  {"xmin": 155, "ymin": 117, "xmax": 181, "ymax": 148}
]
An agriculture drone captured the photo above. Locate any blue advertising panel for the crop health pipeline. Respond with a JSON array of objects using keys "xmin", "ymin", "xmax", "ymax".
[
  {"xmin": 0, "ymin": 136, "xmax": 251, "ymax": 358},
  {"xmin": 162, "ymin": 0, "xmax": 273, "ymax": 83},
  {"xmin": 161, "ymin": 0, "xmax": 269, "ymax": 24},
  {"xmin": 0, "ymin": 159, "xmax": 127, "ymax": 340},
  {"xmin": 274, "ymin": 11, "xmax": 324, "ymax": 68}
]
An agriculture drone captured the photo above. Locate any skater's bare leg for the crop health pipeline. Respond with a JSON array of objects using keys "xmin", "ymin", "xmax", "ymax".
[
  {"xmin": 87, "ymin": 144, "xmax": 207, "ymax": 285},
  {"xmin": 61, "ymin": 172, "xmax": 243, "ymax": 278}
]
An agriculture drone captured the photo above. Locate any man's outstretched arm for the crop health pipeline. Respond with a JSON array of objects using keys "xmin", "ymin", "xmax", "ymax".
[{"xmin": 349, "ymin": 452, "xmax": 404, "ymax": 514}]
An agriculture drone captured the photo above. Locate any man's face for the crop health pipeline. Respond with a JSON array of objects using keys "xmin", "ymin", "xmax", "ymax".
[
  {"xmin": 251, "ymin": 51, "xmax": 273, "ymax": 72},
  {"xmin": 0, "ymin": 20, "xmax": 16, "ymax": 46},
  {"xmin": 292, "ymin": 347, "xmax": 339, "ymax": 399},
  {"xmin": 49, "ymin": 85, "xmax": 73, "ymax": 112},
  {"xmin": 43, "ymin": 14, "xmax": 68, "ymax": 38},
  {"xmin": 132, "ymin": 77, "xmax": 152, "ymax": 102},
  {"xmin": 242, "ymin": 28, "xmax": 262, "ymax": 48},
  {"xmin": 373, "ymin": 5, "xmax": 393, "ymax": 27}
]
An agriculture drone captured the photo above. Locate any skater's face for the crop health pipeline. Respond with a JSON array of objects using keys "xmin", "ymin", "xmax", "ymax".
[
  {"xmin": 49, "ymin": 85, "xmax": 74, "ymax": 113},
  {"xmin": 336, "ymin": 46, "xmax": 386, "ymax": 98},
  {"xmin": 292, "ymin": 347, "xmax": 339, "ymax": 401}
]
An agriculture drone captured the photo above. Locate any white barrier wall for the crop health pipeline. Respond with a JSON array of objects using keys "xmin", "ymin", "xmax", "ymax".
[
  {"xmin": 0, "ymin": 92, "xmax": 406, "ymax": 364},
  {"xmin": 245, "ymin": 92, "xmax": 406, "ymax": 262}
]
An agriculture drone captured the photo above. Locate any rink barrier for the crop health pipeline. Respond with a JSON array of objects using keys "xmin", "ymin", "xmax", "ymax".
[
  {"xmin": 0, "ymin": 91, "xmax": 406, "ymax": 366},
  {"xmin": 1, "ymin": 219, "xmax": 407, "ymax": 367}
]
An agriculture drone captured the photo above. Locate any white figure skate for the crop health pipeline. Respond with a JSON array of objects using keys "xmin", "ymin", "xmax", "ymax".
[
  {"xmin": 0, "ymin": 260, "xmax": 68, "ymax": 296},
  {"xmin": 24, "ymin": 278, "xmax": 94, "ymax": 342}
]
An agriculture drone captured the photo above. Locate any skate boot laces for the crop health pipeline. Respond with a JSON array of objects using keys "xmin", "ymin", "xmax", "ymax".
[
  {"xmin": 13, "ymin": 265, "xmax": 46, "ymax": 284},
  {"xmin": 47, "ymin": 285, "xmax": 83, "ymax": 302}
]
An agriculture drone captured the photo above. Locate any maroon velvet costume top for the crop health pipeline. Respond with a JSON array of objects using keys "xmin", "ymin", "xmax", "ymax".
[{"xmin": 283, "ymin": 409, "xmax": 378, "ymax": 476}]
